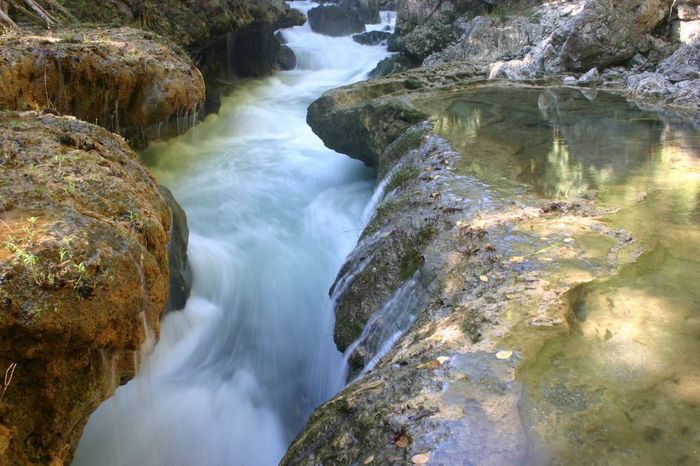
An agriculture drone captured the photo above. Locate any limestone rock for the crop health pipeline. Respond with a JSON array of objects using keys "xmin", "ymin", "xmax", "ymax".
[
  {"xmin": 658, "ymin": 39, "xmax": 700, "ymax": 82},
  {"xmin": 0, "ymin": 112, "xmax": 171, "ymax": 465},
  {"xmin": 559, "ymin": 0, "xmax": 673, "ymax": 71},
  {"xmin": 577, "ymin": 67, "xmax": 600, "ymax": 85},
  {"xmin": 425, "ymin": 15, "xmax": 544, "ymax": 67}
]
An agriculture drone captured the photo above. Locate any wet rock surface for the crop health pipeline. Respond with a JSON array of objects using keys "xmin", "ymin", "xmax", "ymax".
[
  {"xmin": 289, "ymin": 84, "xmax": 657, "ymax": 465},
  {"xmin": 0, "ymin": 112, "xmax": 172, "ymax": 465}
]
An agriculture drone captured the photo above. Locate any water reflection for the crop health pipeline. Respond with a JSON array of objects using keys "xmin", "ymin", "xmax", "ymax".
[{"xmin": 417, "ymin": 87, "xmax": 700, "ymax": 465}]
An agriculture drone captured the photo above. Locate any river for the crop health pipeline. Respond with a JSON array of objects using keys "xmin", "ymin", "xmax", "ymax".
[{"xmin": 73, "ymin": 3, "xmax": 392, "ymax": 465}]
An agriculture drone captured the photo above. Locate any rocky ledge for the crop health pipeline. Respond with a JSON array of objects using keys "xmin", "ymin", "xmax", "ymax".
[
  {"xmin": 0, "ymin": 27, "xmax": 204, "ymax": 148},
  {"xmin": 289, "ymin": 1, "xmax": 700, "ymax": 459},
  {"xmin": 287, "ymin": 83, "xmax": 649, "ymax": 464},
  {"xmin": 0, "ymin": 111, "xmax": 175, "ymax": 465}
]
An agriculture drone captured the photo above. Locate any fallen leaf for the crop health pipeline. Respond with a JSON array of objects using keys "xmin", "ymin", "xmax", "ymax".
[
  {"xmin": 412, "ymin": 453, "xmax": 430, "ymax": 464},
  {"xmin": 540, "ymin": 257, "xmax": 553, "ymax": 262},
  {"xmin": 436, "ymin": 356, "xmax": 449, "ymax": 365},
  {"xmin": 509, "ymin": 256, "xmax": 524, "ymax": 263},
  {"xmin": 505, "ymin": 293, "xmax": 517, "ymax": 299},
  {"xmin": 363, "ymin": 455, "xmax": 374, "ymax": 464},
  {"xmin": 496, "ymin": 350, "xmax": 513, "ymax": 360},
  {"xmin": 563, "ymin": 237, "xmax": 574, "ymax": 243},
  {"xmin": 423, "ymin": 360, "xmax": 441, "ymax": 369},
  {"xmin": 479, "ymin": 275, "xmax": 489, "ymax": 282}
]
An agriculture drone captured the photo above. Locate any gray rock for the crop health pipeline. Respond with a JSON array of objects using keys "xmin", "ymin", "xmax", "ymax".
[
  {"xmin": 277, "ymin": 44, "xmax": 296, "ymax": 70},
  {"xmin": 658, "ymin": 39, "xmax": 700, "ymax": 82},
  {"xmin": 559, "ymin": 0, "xmax": 672, "ymax": 71},
  {"xmin": 389, "ymin": 20, "xmax": 458, "ymax": 62},
  {"xmin": 368, "ymin": 52, "xmax": 414, "ymax": 77},
  {"xmin": 425, "ymin": 15, "xmax": 544, "ymax": 67},
  {"xmin": 308, "ymin": 5, "xmax": 366, "ymax": 36},
  {"xmin": 577, "ymin": 67, "xmax": 600, "ymax": 85},
  {"xmin": 353, "ymin": 30, "xmax": 392, "ymax": 46},
  {"xmin": 627, "ymin": 71, "xmax": 671, "ymax": 99},
  {"xmin": 159, "ymin": 186, "xmax": 192, "ymax": 312},
  {"xmin": 563, "ymin": 76, "xmax": 578, "ymax": 85}
]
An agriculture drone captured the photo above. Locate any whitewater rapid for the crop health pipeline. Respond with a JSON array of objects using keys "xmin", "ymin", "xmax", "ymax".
[{"xmin": 73, "ymin": 3, "xmax": 393, "ymax": 465}]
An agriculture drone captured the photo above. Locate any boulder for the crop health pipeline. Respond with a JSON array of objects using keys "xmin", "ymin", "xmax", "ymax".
[
  {"xmin": 368, "ymin": 52, "xmax": 415, "ymax": 77},
  {"xmin": 559, "ymin": 0, "xmax": 673, "ymax": 71},
  {"xmin": 389, "ymin": 20, "xmax": 459, "ymax": 62},
  {"xmin": 308, "ymin": 5, "xmax": 366, "ymax": 36},
  {"xmin": 353, "ymin": 30, "xmax": 392, "ymax": 46},
  {"xmin": 0, "ymin": 112, "xmax": 172, "ymax": 465},
  {"xmin": 277, "ymin": 44, "xmax": 297, "ymax": 70},
  {"xmin": 658, "ymin": 39, "xmax": 700, "ymax": 82}
]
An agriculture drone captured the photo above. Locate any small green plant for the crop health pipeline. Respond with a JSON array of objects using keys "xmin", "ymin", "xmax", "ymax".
[
  {"xmin": 64, "ymin": 178, "xmax": 77, "ymax": 194},
  {"xmin": 58, "ymin": 245, "xmax": 69, "ymax": 262},
  {"xmin": 3, "ymin": 235, "xmax": 18, "ymax": 253},
  {"xmin": 52, "ymin": 154, "xmax": 65, "ymax": 164},
  {"xmin": 73, "ymin": 261, "xmax": 87, "ymax": 278},
  {"xmin": 126, "ymin": 209, "xmax": 139, "ymax": 223}
]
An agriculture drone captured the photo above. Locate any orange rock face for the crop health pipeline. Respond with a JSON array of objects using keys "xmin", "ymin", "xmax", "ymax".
[
  {"xmin": 0, "ymin": 111, "xmax": 171, "ymax": 465},
  {"xmin": 0, "ymin": 28, "xmax": 205, "ymax": 141}
]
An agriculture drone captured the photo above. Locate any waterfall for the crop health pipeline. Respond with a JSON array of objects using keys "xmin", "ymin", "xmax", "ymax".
[{"xmin": 73, "ymin": 3, "xmax": 392, "ymax": 465}]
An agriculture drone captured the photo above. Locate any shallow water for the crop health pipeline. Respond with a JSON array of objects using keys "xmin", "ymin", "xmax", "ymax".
[
  {"xmin": 419, "ymin": 87, "xmax": 700, "ymax": 465},
  {"xmin": 73, "ymin": 3, "xmax": 391, "ymax": 465}
]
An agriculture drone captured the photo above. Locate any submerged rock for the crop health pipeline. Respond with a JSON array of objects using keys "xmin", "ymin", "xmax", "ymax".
[{"xmin": 0, "ymin": 112, "xmax": 172, "ymax": 465}]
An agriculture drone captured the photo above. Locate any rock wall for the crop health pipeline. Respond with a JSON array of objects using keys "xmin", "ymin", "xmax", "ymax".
[{"xmin": 0, "ymin": 112, "xmax": 172, "ymax": 465}]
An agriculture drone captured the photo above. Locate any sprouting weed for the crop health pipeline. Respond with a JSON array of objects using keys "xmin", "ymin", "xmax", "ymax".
[
  {"xmin": 58, "ymin": 246, "xmax": 69, "ymax": 262},
  {"xmin": 3, "ymin": 235, "xmax": 17, "ymax": 253},
  {"xmin": 73, "ymin": 261, "xmax": 87, "ymax": 278},
  {"xmin": 64, "ymin": 179, "xmax": 77, "ymax": 194}
]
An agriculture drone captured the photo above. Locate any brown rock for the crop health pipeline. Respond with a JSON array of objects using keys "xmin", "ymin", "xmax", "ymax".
[
  {"xmin": 0, "ymin": 111, "xmax": 171, "ymax": 465},
  {"xmin": 0, "ymin": 28, "xmax": 204, "ymax": 142}
]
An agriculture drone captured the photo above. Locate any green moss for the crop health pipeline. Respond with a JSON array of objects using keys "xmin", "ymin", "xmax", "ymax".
[
  {"xmin": 416, "ymin": 222, "xmax": 437, "ymax": 247},
  {"xmin": 386, "ymin": 165, "xmax": 419, "ymax": 192},
  {"xmin": 362, "ymin": 197, "xmax": 410, "ymax": 238},
  {"xmin": 461, "ymin": 310, "xmax": 483, "ymax": 343},
  {"xmin": 399, "ymin": 249, "xmax": 424, "ymax": 280}
]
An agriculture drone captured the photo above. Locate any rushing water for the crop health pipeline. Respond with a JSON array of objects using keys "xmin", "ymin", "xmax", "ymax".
[
  {"xmin": 74, "ymin": 4, "xmax": 392, "ymax": 465},
  {"xmin": 420, "ymin": 87, "xmax": 700, "ymax": 465}
]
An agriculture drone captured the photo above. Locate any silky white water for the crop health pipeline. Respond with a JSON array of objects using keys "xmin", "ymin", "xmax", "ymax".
[{"xmin": 73, "ymin": 4, "xmax": 392, "ymax": 465}]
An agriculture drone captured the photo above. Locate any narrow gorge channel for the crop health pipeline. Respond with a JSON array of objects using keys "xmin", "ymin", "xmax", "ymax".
[{"xmin": 73, "ymin": 4, "xmax": 393, "ymax": 465}]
